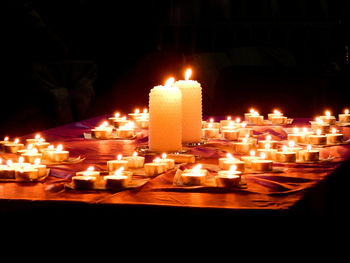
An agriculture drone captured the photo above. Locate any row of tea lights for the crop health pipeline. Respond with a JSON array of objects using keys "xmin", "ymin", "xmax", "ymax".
[{"xmin": 0, "ymin": 157, "xmax": 47, "ymax": 180}]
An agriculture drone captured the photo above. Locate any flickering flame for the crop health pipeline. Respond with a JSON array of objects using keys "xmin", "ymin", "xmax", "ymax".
[
  {"xmin": 48, "ymin": 145, "xmax": 54, "ymax": 150},
  {"xmin": 14, "ymin": 138, "xmax": 19, "ymax": 144},
  {"xmin": 325, "ymin": 110, "xmax": 331, "ymax": 117},
  {"xmin": 35, "ymin": 134, "xmax": 41, "ymax": 140},
  {"xmin": 99, "ymin": 121, "xmax": 108, "ymax": 128},
  {"xmin": 114, "ymin": 112, "xmax": 120, "ymax": 118},
  {"xmin": 250, "ymin": 108, "xmax": 255, "ymax": 114},
  {"xmin": 38, "ymin": 138, "xmax": 45, "ymax": 143},
  {"xmin": 302, "ymin": 127, "xmax": 308, "ymax": 133},
  {"xmin": 260, "ymin": 152, "xmax": 266, "ymax": 159},
  {"xmin": 316, "ymin": 117, "xmax": 323, "ymax": 123},
  {"xmin": 242, "ymin": 138, "xmax": 248, "ymax": 144},
  {"xmin": 250, "ymin": 150, "xmax": 256, "ymax": 157},
  {"xmin": 273, "ymin": 109, "xmax": 282, "ymax": 115},
  {"xmin": 293, "ymin": 127, "xmax": 299, "ymax": 134},
  {"xmin": 264, "ymin": 143, "xmax": 271, "ymax": 150},
  {"xmin": 154, "ymin": 157, "xmax": 160, "ymax": 163},
  {"xmin": 143, "ymin": 108, "xmax": 148, "ymax": 114},
  {"xmin": 192, "ymin": 164, "xmax": 202, "ymax": 175},
  {"xmin": 226, "ymin": 153, "xmax": 233, "ymax": 160},
  {"xmin": 27, "ymin": 144, "xmax": 33, "ymax": 150},
  {"xmin": 332, "ymin": 128, "xmax": 337, "ymax": 134},
  {"xmin": 288, "ymin": 140, "xmax": 295, "ymax": 148},
  {"xmin": 18, "ymin": 156, "xmax": 24, "ymax": 163},
  {"xmin": 229, "ymin": 165, "xmax": 237, "ymax": 173},
  {"xmin": 345, "ymin": 109, "xmax": 349, "ymax": 114},
  {"xmin": 165, "ymin": 77, "xmax": 175, "ymax": 87},
  {"xmin": 307, "ymin": 145, "xmax": 312, "ymax": 151},
  {"xmin": 162, "ymin": 153, "xmax": 167, "ymax": 159},
  {"xmin": 114, "ymin": 166, "xmax": 125, "ymax": 176},
  {"xmin": 134, "ymin": 108, "xmax": 140, "ymax": 114},
  {"xmin": 121, "ymin": 116, "xmax": 127, "ymax": 121},
  {"xmin": 185, "ymin": 68, "xmax": 192, "ymax": 80},
  {"xmin": 209, "ymin": 118, "xmax": 214, "ymax": 123},
  {"xmin": 266, "ymin": 135, "xmax": 272, "ymax": 141},
  {"xmin": 241, "ymin": 122, "xmax": 247, "ymax": 128},
  {"xmin": 316, "ymin": 129, "xmax": 322, "ymax": 136},
  {"xmin": 87, "ymin": 166, "xmax": 94, "ymax": 172},
  {"xmin": 56, "ymin": 144, "xmax": 63, "ymax": 151},
  {"xmin": 236, "ymin": 117, "xmax": 241, "ymax": 123},
  {"xmin": 251, "ymin": 111, "xmax": 259, "ymax": 116},
  {"xmin": 4, "ymin": 136, "xmax": 9, "ymax": 142},
  {"xmin": 6, "ymin": 160, "xmax": 13, "ymax": 166},
  {"xmin": 282, "ymin": 145, "xmax": 288, "ymax": 152},
  {"xmin": 227, "ymin": 116, "xmax": 231, "ymax": 121},
  {"xmin": 133, "ymin": 151, "xmax": 138, "ymax": 157},
  {"xmin": 117, "ymin": 154, "xmax": 122, "ymax": 161},
  {"xmin": 34, "ymin": 158, "xmax": 41, "ymax": 166},
  {"xmin": 208, "ymin": 123, "xmax": 213, "ymax": 129}
]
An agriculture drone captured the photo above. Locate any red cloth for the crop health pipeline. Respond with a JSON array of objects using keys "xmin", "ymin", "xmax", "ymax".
[{"xmin": 1, "ymin": 115, "xmax": 349, "ymax": 211}]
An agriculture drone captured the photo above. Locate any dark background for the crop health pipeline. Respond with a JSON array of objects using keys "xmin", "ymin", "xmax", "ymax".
[{"xmin": 2, "ymin": 0, "xmax": 350, "ymax": 137}]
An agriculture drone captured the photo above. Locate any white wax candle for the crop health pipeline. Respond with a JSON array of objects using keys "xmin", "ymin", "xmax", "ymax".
[
  {"xmin": 174, "ymin": 68, "xmax": 202, "ymax": 143},
  {"xmin": 149, "ymin": 77, "xmax": 182, "ymax": 152}
]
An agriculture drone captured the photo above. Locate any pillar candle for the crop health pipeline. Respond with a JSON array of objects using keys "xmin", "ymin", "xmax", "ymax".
[
  {"xmin": 174, "ymin": 68, "xmax": 202, "ymax": 143},
  {"xmin": 149, "ymin": 77, "xmax": 182, "ymax": 152}
]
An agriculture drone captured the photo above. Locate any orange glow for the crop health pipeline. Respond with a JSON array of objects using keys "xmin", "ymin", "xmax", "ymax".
[
  {"xmin": 14, "ymin": 138, "xmax": 19, "ymax": 144},
  {"xmin": 143, "ymin": 108, "xmax": 148, "ymax": 114},
  {"xmin": 227, "ymin": 116, "xmax": 231, "ymax": 120},
  {"xmin": 35, "ymin": 134, "xmax": 41, "ymax": 140},
  {"xmin": 161, "ymin": 153, "xmax": 167, "ymax": 159},
  {"xmin": 87, "ymin": 166, "xmax": 94, "ymax": 172},
  {"xmin": 345, "ymin": 109, "xmax": 349, "ymax": 114},
  {"xmin": 325, "ymin": 110, "xmax": 331, "ymax": 117},
  {"xmin": 165, "ymin": 77, "xmax": 175, "ymax": 87},
  {"xmin": 114, "ymin": 167, "xmax": 125, "ymax": 176},
  {"xmin": 229, "ymin": 165, "xmax": 237, "ymax": 172},
  {"xmin": 185, "ymin": 68, "xmax": 192, "ymax": 80},
  {"xmin": 99, "ymin": 121, "xmax": 108, "ymax": 128},
  {"xmin": 250, "ymin": 150, "xmax": 256, "ymax": 157},
  {"xmin": 132, "ymin": 151, "xmax": 138, "ymax": 157},
  {"xmin": 192, "ymin": 164, "xmax": 202, "ymax": 175},
  {"xmin": 307, "ymin": 145, "xmax": 312, "ymax": 151},
  {"xmin": 117, "ymin": 154, "xmax": 122, "ymax": 161},
  {"xmin": 114, "ymin": 112, "xmax": 120, "ymax": 118},
  {"xmin": 34, "ymin": 158, "xmax": 41, "ymax": 165},
  {"xmin": 134, "ymin": 108, "xmax": 140, "ymax": 114},
  {"xmin": 236, "ymin": 117, "xmax": 241, "ymax": 123},
  {"xmin": 332, "ymin": 128, "xmax": 337, "ymax": 134},
  {"xmin": 288, "ymin": 140, "xmax": 295, "ymax": 148},
  {"xmin": 56, "ymin": 144, "xmax": 63, "ymax": 151},
  {"xmin": 316, "ymin": 129, "xmax": 322, "ymax": 136},
  {"xmin": 4, "ymin": 136, "xmax": 9, "ymax": 141}
]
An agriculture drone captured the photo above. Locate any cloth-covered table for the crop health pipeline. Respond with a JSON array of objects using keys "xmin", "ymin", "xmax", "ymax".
[{"xmin": 1, "ymin": 115, "xmax": 350, "ymax": 218}]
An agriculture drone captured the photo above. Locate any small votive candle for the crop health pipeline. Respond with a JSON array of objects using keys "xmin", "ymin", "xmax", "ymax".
[
  {"xmin": 0, "ymin": 160, "xmax": 16, "ymax": 179},
  {"xmin": 319, "ymin": 110, "xmax": 336, "ymax": 125},
  {"xmin": 202, "ymin": 123, "xmax": 220, "ymax": 139},
  {"xmin": 233, "ymin": 138, "xmax": 252, "ymax": 154},
  {"xmin": 203, "ymin": 118, "xmax": 220, "ymax": 129},
  {"xmin": 34, "ymin": 138, "xmax": 51, "ymax": 152},
  {"xmin": 21, "ymin": 148, "xmax": 42, "ymax": 164},
  {"xmin": 144, "ymin": 157, "xmax": 167, "ymax": 176},
  {"xmin": 270, "ymin": 110, "xmax": 287, "ymax": 124},
  {"xmin": 15, "ymin": 167, "xmax": 39, "ymax": 181},
  {"xmin": 157, "ymin": 153, "xmax": 175, "ymax": 170},
  {"xmin": 25, "ymin": 133, "xmax": 42, "ymax": 146},
  {"xmin": 308, "ymin": 129, "xmax": 327, "ymax": 145},
  {"xmin": 221, "ymin": 128, "xmax": 239, "ymax": 141},
  {"xmin": 0, "ymin": 136, "xmax": 11, "ymax": 151},
  {"xmin": 107, "ymin": 154, "xmax": 128, "ymax": 173},
  {"xmin": 339, "ymin": 109, "xmax": 350, "ymax": 123},
  {"xmin": 326, "ymin": 128, "xmax": 343, "ymax": 144},
  {"xmin": 72, "ymin": 166, "xmax": 98, "ymax": 190},
  {"xmin": 43, "ymin": 144, "xmax": 69, "ymax": 162},
  {"xmin": 241, "ymin": 150, "xmax": 262, "ymax": 168},
  {"xmin": 122, "ymin": 151, "xmax": 145, "ymax": 168},
  {"xmin": 219, "ymin": 153, "xmax": 245, "ymax": 172},
  {"xmin": 216, "ymin": 165, "xmax": 242, "ymax": 188},
  {"xmin": 116, "ymin": 122, "xmax": 135, "ymax": 138},
  {"xmin": 248, "ymin": 111, "xmax": 264, "ymax": 125},
  {"xmin": 244, "ymin": 108, "xmax": 256, "ymax": 121},
  {"xmin": 220, "ymin": 116, "xmax": 235, "ymax": 128},
  {"xmin": 298, "ymin": 145, "xmax": 319, "ymax": 162},
  {"xmin": 258, "ymin": 135, "xmax": 278, "ymax": 149},
  {"xmin": 238, "ymin": 122, "xmax": 253, "ymax": 138},
  {"xmin": 113, "ymin": 116, "xmax": 129, "ymax": 128},
  {"xmin": 180, "ymin": 164, "xmax": 207, "ymax": 186},
  {"xmin": 251, "ymin": 153, "xmax": 273, "ymax": 172},
  {"xmin": 4, "ymin": 138, "xmax": 24, "ymax": 153},
  {"xmin": 275, "ymin": 146, "xmax": 296, "ymax": 163},
  {"xmin": 257, "ymin": 143, "xmax": 277, "ymax": 160},
  {"xmin": 311, "ymin": 118, "xmax": 330, "ymax": 134},
  {"xmin": 91, "ymin": 121, "xmax": 113, "ymax": 139},
  {"xmin": 32, "ymin": 158, "xmax": 47, "ymax": 177},
  {"xmin": 104, "ymin": 167, "xmax": 130, "ymax": 190}
]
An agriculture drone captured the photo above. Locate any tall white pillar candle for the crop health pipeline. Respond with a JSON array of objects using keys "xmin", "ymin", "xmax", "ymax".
[{"xmin": 149, "ymin": 77, "xmax": 182, "ymax": 152}]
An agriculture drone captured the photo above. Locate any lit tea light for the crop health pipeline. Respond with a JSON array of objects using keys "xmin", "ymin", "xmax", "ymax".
[
  {"xmin": 220, "ymin": 115, "xmax": 235, "ymax": 128},
  {"xmin": 3, "ymin": 138, "xmax": 24, "ymax": 153},
  {"xmin": 326, "ymin": 128, "xmax": 343, "ymax": 144},
  {"xmin": 233, "ymin": 137, "xmax": 253, "ymax": 154},
  {"xmin": 104, "ymin": 167, "xmax": 133, "ymax": 190},
  {"xmin": 202, "ymin": 122, "xmax": 220, "ymax": 139},
  {"xmin": 311, "ymin": 117, "xmax": 330, "ymax": 134},
  {"xmin": 251, "ymin": 152, "xmax": 273, "ymax": 172},
  {"xmin": 275, "ymin": 144, "xmax": 297, "ymax": 163},
  {"xmin": 72, "ymin": 166, "xmax": 99, "ymax": 190},
  {"xmin": 107, "ymin": 154, "xmax": 128, "ymax": 173},
  {"xmin": 32, "ymin": 158, "xmax": 47, "ymax": 177},
  {"xmin": 238, "ymin": 122, "xmax": 253, "ymax": 137},
  {"xmin": 144, "ymin": 157, "xmax": 168, "ymax": 176},
  {"xmin": 339, "ymin": 108, "xmax": 350, "ymax": 123},
  {"xmin": 41, "ymin": 144, "xmax": 69, "ymax": 162},
  {"xmin": 257, "ymin": 142, "xmax": 277, "ymax": 160},
  {"xmin": 113, "ymin": 116, "xmax": 130, "ymax": 128},
  {"xmin": 241, "ymin": 149, "xmax": 262, "ymax": 168},
  {"xmin": 156, "ymin": 153, "xmax": 175, "ymax": 170},
  {"xmin": 320, "ymin": 110, "xmax": 336, "ymax": 125},
  {"xmin": 216, "ymin": 165, "xmax": 242, "ymax": 188},
  {"xmin": 247, "ymin": 110, "xmax": 264, "ymax": 125},
  {"xmin": 0, "ymin": 159, "xmax": 16, "ymax": 179},
  {"xmin": 116, "ymin": 121, "xmax": 135, "ymax": 138},
  {"xmin": 91, "ymin": 121, "xmax": 113, "ymax": 139},
  {"xmin": 308, "ymin": 129, "xmax": 327, "ymax": 145},
  {"xmin": 180, "ymin": 164, "xmax": 207, "ymax": 186},
  {"xmin": 21, "ymin": 147, "xmax": 42, "ymax": 164},
  {"xmin": 244, "ymin": 108, "xmax": 256, "ymax": 121},
  {"xmin": 258, "ymin": 134, "xmax": 278, "ymax": 149},
  {"xmin": 298, "ymin": 145, "xmax": 319, "ymax": 162},
  {"xmin": 122, "ymin": 151, "xmax": 145, "ymax": 168},
  {"xmin": 219, "ymin": 153, "xmax": 245, "ymax": 172},
  {"xmin": 128, "ymin": 108, "xmax": 145, "ymax": 120},
  {"xmin": 221, "ymin": 124, "xmax": 239, "ymax": 140}
]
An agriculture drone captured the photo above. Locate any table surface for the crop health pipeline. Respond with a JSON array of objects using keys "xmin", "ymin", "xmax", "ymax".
[{"xmin": 1, "ymin": 115, "xmax": 349, "ymax": 212}]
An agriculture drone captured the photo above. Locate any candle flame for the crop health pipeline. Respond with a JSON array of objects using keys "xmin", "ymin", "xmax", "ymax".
[
  {"xmin": 121, "ymin": 116, "xmax": 127, "ymax": 121},
  {"xmin": 316, "ymin": 117, "xmax": 323, "ymax": 124},
  {"xmin": 325, "ymin": 110, "xmax": 331, "ymax": 117},
  {"xmin": 27, "ymin": 144, "xmax": 33, "ymax": 150},
  {"xmin": 143, "ymin": 108, "xmax": 148, "ymax": 114},
  {"xmin": 14, "ymin": 138, "xmax": 19, "ymax": 144},
  {"xmin": 316, "ymin": 129, "xmax": 322, "ymax": 136},
  {"xmin": 266, "ymin": 135, "xmax": 272, "ymax": 141},
  {"xmin": 134, "ymin": 108, "xmax": 140, "ymax": 114},
  {"xmin": 133, "ymin": 151, "xmax": 138, "ymax": 157},
  {"xmin": 236, "ymin": 117, "xmax": 241, "ymax": 123},
  {"xmin": 114, "ymin": 112, "xmax": 120, "ymax": 118},
  {"xmin": 242, "ymin": 138, "xmax": 248, "ymax": 144},
  {"xmin": 241, "ymin": 122, "xmax": 247, "ymax": 128},
  {"xmin": 302, "ymin": 127, "xmax": 308, "ymax": 133},
  {"xmin": 264, "ymin": 143, "xmax": 271, "ymax": 150},
  {"xmin": 192, "ymin": 164, "xmax": 202, "ymax": 174},
  {"xmin": 249, "ymin": 108, "xmax": 255, "ymax": 114},
  {"xmin": 34, "ymin": 158, "xmax": 41, "ymax": 165},
  {"xmin": 288, "ymin": 140, "xmax": 295, "ymax": 148},
  {"xmin": 19, "ymin": 156, "xmax": 24, "ymax": 163},
  {"xmin": 99, "ymin": 121, "xmax": 108, "ymax": 128},
  {"xmin": 154, "ymin": 157, "xmax": 160, "ymax": 163},
  {"xmin": 48, "ymin": 145, "xmax": 54, "ymax": 150},
  {"xmin": 161, "ymin": 153, "xmax": 167, "ymax": 159},
  {"xmin": 229, "ymin": 165, "xmax": 237, "ymax": 172},
  {"xmin": 226, "ymin": 153, "xmax": 233, "ymax": 160},
  {"xmin": 35, "ymin": 134, "xmax": 41, "ymax": 140},
  {"xmin": 117, "ymin": 154, "xmax": 122, "ymax": 161},
  {"xmin": 307, "ymin": 145, "xmax": 312, "ymax": 151},
  {"xmin": 209, "ymin": 118, "xmax": 214, "ymax": 123},
  {"xmin": 114, "ymin": 166, "xmax": 125, "ymax": 176},
  {"xmin": 38, "ymin": 138, "xmax": 45, "ymax": 143},
  {"xmin": 185, "ymin": 68, "xmax": 192, "ymax": 80},
  {"xmin": 332, "ymin": 128, "xmax": 337, "ymax": 134},
  {"xmin": 56, "ymin": 144, "xmax": 63, "ymax": 151},
  {"xmin": 345, "ymin": 109, "xmax": 349, "ymax": 114},
  {"xmin": 282, "ymin": 145, "xmax": 288, "ymax": 152},
  {"xmin": 6, "ymin": 160, "xmax": 13, "ymax": 166},
  {"xmin": 208, "ymin": 123, "xmax": 213, "ymax": 129},
  {"xmin": 260, "ymin": 152, "xmax": 266, "ymax": 160},
  {"xmin": 293, "ymin": 127, "xmax": 299, "ymax": 134},
  {"xmin": 4, "ymin": 136, "xmax": 9, "ymax": 141},
  {"xmin": 250, "ymin": 150, "xmax": 256, "ymax": 157},
  {"xmin": 87, "ymin": 166, "xmax": 94, "ymax": 172},
  {"xmin": 227, "ymin": 116, "xmax": 231, "ymax": 121},
  {"xmin": 164, "ymin": 77, "xmax": 175, "ymax": 87}
]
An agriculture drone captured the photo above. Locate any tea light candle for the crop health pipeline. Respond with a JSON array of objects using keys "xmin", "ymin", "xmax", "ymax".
[
  {"xmin": 0, "ymin": 160, "xmax": 16, "ymax": 179},
  {"xmin": 238, "ymin": 122, "xmax": 253, "ymax": 138},
  {"xmin": 4, "ymin": 138, "xmax": 24, "ymax": 153},
  {"xmin": 326, "ymin": 128, "xmax": 343, "ymax": 144},
  {"xmin": 251, "ymin": 153, "xmax": 273, "ymax": 172},
  {"xmin": 233, "ymin": 138, "xmax": 252, "ymax": 154},
  {"xmin": 257, "ymin": 143, "xmax": 277, "ymax": 160},
  {"xmin": 25, "ymin": 134, "xmax": 42, "ymax": 146},
  {"xmin": 43, "ymin": 144, "xmax": 69, "ymax": 162},
  {"xmin": 216, "ymin": 165, "xmax": 242, "ymax": 188},
  {"xmin": 275, "ymin": 145, "xmax": 297, "ymax": 163},
  {"xmin": 149, "ymin": 77, "xmax": 182, "ymax": 153},
  {"xmin": 241, "ymin": 150, "xmax": 262, "ymax": 168},
  {"xmin": 32, "ymin": 158, "xmax": 47, "ymax": 177},
  {"xmin": 113, "ymin": 116, "xmax": 129, "ymax": 128},
  {"xmin": 116, "ymin": 121, "xmax": 135, "ymax": 138},
  {"xmin": 122, "ymin": 151, "xmax": 145, "ymax": 168},
  {"xmin": 144, "ymin": 157, "xmax": 167, "ymax": 176},
  {"xmin": 244, "ymin": 108, "xmax": 256, "ymax": 121},
  {"xmin": 339, "ymin": 109, "xmax": 350, "ymax": 123},
  {"xmin": 308, "ymin": 129, "xmax": 327, "ymax": 145},
  {"xmin": 174, "ymin": 68, "xmax": 202, "ymax": 143},
  {"xmin": 220, "ymin": 116, "xmax": 235, "ymax": 128},
  {"xmin": 91, "ymin": 121, "xmax": 113, "ymax": 139},
  {"xmin": 15, "ymin": 166, "xmax": 39, "ymax": 181},
  {"xmin": 135, "ymin": 114, "xmax": 149, "ymax": 129},
  {"xmin": 311, "ymin": 118, "xmax": 330, "ymax": 134},
  {"xmin": 167, "ymin": 153, "xmax": 196, "ymax": 164},
  {"xmin": 222, "ymin": 157, "xmax": 245, "ymax": 172},
  {"xmin": 221, "ymin": 128, "xmax": 239, "ymax": 141},
  {"xmin": 21, "ymin": 148, "xmax": 42, "ymax": 164},
  {"xmin": 218, "ymin": 153, "xmax": 235, "ymax": 168},
  {"xmin": 258, "ymin": 135, "xmax": 278, "ymax": 149},
  {"xmin": 288, "ymin": 127, "xmax": 305, "ymax": 143},
  {"xmin": 203, "ymin": 118, "xmax": 220, "ymax": 129},
  {"xmin": 298, "ymin": 145, "xmax": 319, "ymax": 162},
  {"xmin": 72, "ymin": 166, "xmax": 98, "ymax": 190},
  {"xmin": 270, "ymin": 110, "xmax": 287, "ymax": 124},
  {"xmin": 268, "ymin": 109, "xmax": 282, "ymax": 121},
  {"xmin": 248, "ymin": 111, "xmax": 264, "ymax": 125},
  {"xmin": 108, "ymin": 112, "xmax": 123, "ymax": 123},
  {"xmin": 128, "ymin": 108, "xmax": 144, "ymax": 120},
  {"xmin": 34, "ymin": 138, "xmax": 51, "ymax": 152},
  {"xmin": 319, "ymin": 110, "xmax": 336, "ymax": 125},
  {"xmin": 105, "ymin": 167, "xmax": 130, "ymax": 190},
  {"xmin": 107, "ymin": 154, "xmax": 128, "ymax": 173},
  {"xmin": 202, "ymin": 123, "xmax": 220, "ymax": 139},
  {"xmin": 157, "ymin": 153, "xmax": 175, "ymax": 170},
  {"xmin": 180, "ymin": 164, "xmax": 207, "ymax": 186}
]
